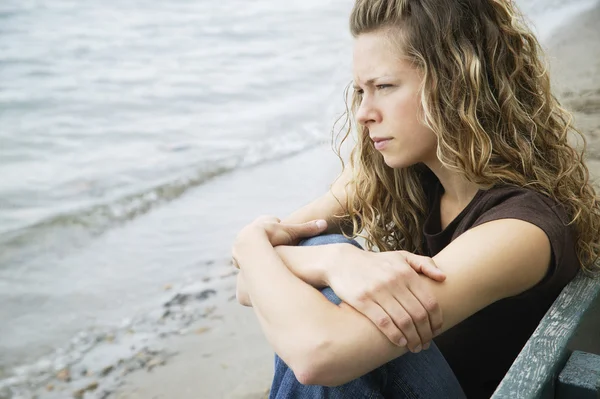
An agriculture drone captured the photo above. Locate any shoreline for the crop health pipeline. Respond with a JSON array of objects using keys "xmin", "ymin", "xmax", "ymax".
[
  {"xmin": 3, "ymin": 3, "xmax": 600, "ymax": 399},
  {"xmin": 2, "ymin": 144, "xmax": 341, "ymax": 399}
]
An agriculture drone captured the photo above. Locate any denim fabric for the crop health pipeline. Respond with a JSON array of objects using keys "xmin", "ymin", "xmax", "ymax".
[{"xmin": 269, "ymin": 234, "xmax": 466, "ymax": 399}]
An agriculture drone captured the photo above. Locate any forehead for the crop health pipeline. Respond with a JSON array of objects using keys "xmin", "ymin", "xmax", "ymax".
[{"xmin": 352, "ymin": 31, "xmax": 412, "ymax": 83}]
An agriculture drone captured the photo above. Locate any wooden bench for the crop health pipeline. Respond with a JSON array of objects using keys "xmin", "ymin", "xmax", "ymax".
[{"xmin": 493, "ymin": 272, "xmax": 600, "ymax": 398}]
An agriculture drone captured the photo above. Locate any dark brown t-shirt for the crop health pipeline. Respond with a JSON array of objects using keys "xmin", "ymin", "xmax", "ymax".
[{"xmin": 424, "ymin": 180, "xmax": 578, "ymax": 398}]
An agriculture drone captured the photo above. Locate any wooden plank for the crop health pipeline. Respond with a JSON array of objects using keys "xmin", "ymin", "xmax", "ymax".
[
  {"xmin": 492, "ymin": 272, "xmax": 600, "ymax": 399},
  {"xmin": 556, "ymin": 350, "xmax": 600, "ymax": 398}
]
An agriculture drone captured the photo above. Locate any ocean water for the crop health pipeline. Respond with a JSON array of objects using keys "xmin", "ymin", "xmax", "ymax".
[
  {"xmin": 0, "ymin": 0, "xmax": 352, "ymax": 264},
  {"xmin": 0, "ymin": 0, "xmax": 597, "ymax": 392}
]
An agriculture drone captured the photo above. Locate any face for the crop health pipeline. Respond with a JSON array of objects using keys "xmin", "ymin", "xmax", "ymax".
[{"xmin": 353, "ymin": 31, "xmax": 438, "ymax": 169}]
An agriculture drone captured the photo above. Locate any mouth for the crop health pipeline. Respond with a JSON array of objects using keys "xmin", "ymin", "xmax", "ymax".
[{"xmin": 371, "ymin": 137, "xmax": 393, "ymax": 151}]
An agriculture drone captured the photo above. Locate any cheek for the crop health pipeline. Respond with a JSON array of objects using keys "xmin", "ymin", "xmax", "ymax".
[
  {"xmin": 392, "ymin": 94, "xmax": 422, "ymax": 125},
  {"xmin": 403, "ymin": 114, "xmax": 437, "ymax": 154},
  {"xmin": 423, "ymin": 130, "xmax": 438, "ymax": 152}
]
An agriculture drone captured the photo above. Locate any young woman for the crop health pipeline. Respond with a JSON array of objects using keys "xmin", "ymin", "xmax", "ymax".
[{"xmin": 232, "ymin": 0, "xmax": 600, "ymax": 397}]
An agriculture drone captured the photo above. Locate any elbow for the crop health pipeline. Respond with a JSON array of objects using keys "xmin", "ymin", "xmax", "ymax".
[
  {"xmin": 291, "ymin": 361, "xmax": 346, "ymax": 387},
  {"xmin": 291, "ymin": 366, "xmax": 320, "ymax": 386},
  {"xmin": 284, "ymin": 337, "xmax": 346, "ymax": 387},
  {"xmin": 293, "ymin": 371, "xmax": 344, "ymax": 388}
]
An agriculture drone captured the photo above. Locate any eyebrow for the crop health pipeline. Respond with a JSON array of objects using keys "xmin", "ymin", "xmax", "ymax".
[{"xmin": 352, "ymin": 76, "xmax": 393, "ymax": 90}]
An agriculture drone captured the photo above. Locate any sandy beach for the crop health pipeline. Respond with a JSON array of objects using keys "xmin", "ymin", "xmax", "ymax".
[
  {"xmin": 12, "ymin": 3, "xmax": 599, "ymax": 399},
  {"xmin": 111, "ymin": 147, "xmax": 343, "ymax": 399},
  {"xmin": 546, "ymin": 3, "xmax": 600, "ymax": 174},
  {"xmin": 7, "ymin": 144, "xmax": 343, "ymax": 399}
]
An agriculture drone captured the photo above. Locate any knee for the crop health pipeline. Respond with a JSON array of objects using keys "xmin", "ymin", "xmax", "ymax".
[
  {"xmin": 297, "ymin": 234, "xmax": 360, "ymax": 306},
  {"xmin": 320, "ymin": 287, "xmax": 342, "ymax": 306},
  {"xmin": 299, "ymin": 234, "xmax": 362, "ymax": 250}
]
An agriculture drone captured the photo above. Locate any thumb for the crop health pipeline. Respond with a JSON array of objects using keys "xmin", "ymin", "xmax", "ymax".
[
  {"xmin": 405, "ymin": 253, "xmax": 446, "ymax": 282},
  {"xmin": 288, "ymin": 219, "xmax": 328, "ymax": 240}
]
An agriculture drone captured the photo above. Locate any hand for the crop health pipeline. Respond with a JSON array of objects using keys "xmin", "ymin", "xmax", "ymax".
[
  {"xmin": 324, "ymin": 247, "xmax": 445, "ymax": 353},
  {"xmin": 233, "ymin": 215, "xmax": 329, "ymax": 267},
  {"xmin": 257, "ymin": 216, "xmax": 328, "ymax": 247}
]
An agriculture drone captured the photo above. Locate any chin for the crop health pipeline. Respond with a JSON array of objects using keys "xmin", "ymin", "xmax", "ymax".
[{"xmin": 382, "ymin": 154, "xmax": 413, "ymax": 169}]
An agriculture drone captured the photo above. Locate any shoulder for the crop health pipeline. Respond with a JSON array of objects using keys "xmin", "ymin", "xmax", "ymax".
[
  {"xmin": 472, "ymin": 185, "xmax": 573, "ymax": 240},
  {"xmin": 472, "ymin": 185, "xmax": 568, "ymax": 224},
  {"xmin": 466, "ymin": 185, "xmax": 578, "ymax": 288}
]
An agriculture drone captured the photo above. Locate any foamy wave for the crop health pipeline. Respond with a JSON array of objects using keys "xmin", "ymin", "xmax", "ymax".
[{"xmin": 0, "ymin": 133, "xmax": 324, "ymax": 264}]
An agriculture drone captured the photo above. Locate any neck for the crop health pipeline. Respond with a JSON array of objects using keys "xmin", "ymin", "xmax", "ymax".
[{"xmin": 425, "ymin": 158, "xmax": 480, "ymax": 207}]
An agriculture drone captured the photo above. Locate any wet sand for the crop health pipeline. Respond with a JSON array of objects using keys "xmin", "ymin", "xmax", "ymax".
[{"xmin": 6, "ymin": 144, "xmax": 342, "ymax": 399}]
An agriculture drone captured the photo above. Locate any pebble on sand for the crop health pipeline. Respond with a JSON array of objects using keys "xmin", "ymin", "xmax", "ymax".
[
  {"xmin": 57, "ymin": 368, "xmax": 71, "ymax": 382},
  {"xmin": 73, "ymin": 381, "xmax": 98, "ymax": 399},
  {"xmin": 195, "ymin": 327, "xmax": 211, "ymax": 334}
]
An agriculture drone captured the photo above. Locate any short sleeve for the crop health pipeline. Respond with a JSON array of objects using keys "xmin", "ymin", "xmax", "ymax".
[{"xmin": 470, "ymin": 189, "xmax": 576, "ymax": 290}]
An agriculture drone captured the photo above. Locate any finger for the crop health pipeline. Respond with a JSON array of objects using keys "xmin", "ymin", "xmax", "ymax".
[
  {"xmin": 352, "ymin": 300, "xmax": 408, "ymax": 348},
  {"xmin": 391, "ymin": 290, "xmax": 433, "ymax": 352},
  {"xmin": 406, "ymin": 280, "xmax": 444, "ymax": 340},
  {"xmin": 381, "ymin": 258, "xmax": 439, "ymax": 349},
  {"xmin": 375, "ymin": 294, "xmax": 424, "ymax": 352},
  {"xmin": 404, "ymin": 253, "xmax": 446, "ymax": 282}
]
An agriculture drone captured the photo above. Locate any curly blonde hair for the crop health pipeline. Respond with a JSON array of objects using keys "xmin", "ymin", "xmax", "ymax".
[{"xmin": 333, "ymin": 0, "xmax": 600, "ymax": 274}]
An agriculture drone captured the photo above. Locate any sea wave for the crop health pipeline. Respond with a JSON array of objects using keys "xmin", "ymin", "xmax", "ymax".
[{"xmin": 0, "ymin": 132, "xmax": 326, "ymax": 266}]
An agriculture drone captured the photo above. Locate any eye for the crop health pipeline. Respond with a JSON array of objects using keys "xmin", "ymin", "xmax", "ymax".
[
  {"xmin": 354, "ymin": 88, "xmax": 364, "ymax": 95},
  {"xmin": 376, "ymin": 84, "xmax": 392, "ymax": 90}
]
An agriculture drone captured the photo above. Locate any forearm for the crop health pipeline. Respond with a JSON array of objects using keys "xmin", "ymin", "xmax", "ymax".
[
  {"xmin": 274, "ymin": 244, "xmax": 355, "ymax": 288},
  {"xmin": 235, "ymin": 230, "xmax": 412, "ymax": 386},
  {"xmin": 235, "ymin": 232, "xmax": 342, "ymax": 374},
  {"xmin": 236, "ymin": 242, "xmax": 353, "ymax": 307}
]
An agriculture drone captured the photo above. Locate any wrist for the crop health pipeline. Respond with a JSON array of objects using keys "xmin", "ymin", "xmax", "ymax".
[
  {"xmin": 320, "ymin": 245, "xmax": 337, "ymax": 287},
  {"xmin": 314, "ymin": 248, "xmax": 331, "ymax": 288},
  {"xmin": 326, "ymin": 244, "xmax": 375, "ymax": 284},
  {"xmin": 274, "ymin": 245, "xmax": 329, "ymax": 288},
  {"xmin": 233, "ymin": 226, "xmax": 268, "ymax": 267},
  {"xmin": 322, "ymin": 243, "xmax": 357, "ymax": 286}
]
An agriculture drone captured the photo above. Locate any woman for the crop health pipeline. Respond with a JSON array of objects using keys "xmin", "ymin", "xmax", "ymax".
[{"xmin": 232, "ymin": 0, "xmax": 600, "ymax": 397}]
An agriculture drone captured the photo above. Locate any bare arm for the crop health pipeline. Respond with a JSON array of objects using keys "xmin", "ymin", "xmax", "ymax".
[
  {"xmin": 235, "ymin": 238, "xmax": 349, "ymax": 307},
  {"xmin": 236, "ymin": 166, "xmax": 354, "ymax": 306},
  {"xmin": 282, "ymin": 165, "xmax": 354, "ymax": 235},
  {"xmin": 236, "ymin": 271, "xmax": 252, "ymax": 306},
  {"xmin": 235, "ymin": 218, "xmax": 551, "ymax": 386}
]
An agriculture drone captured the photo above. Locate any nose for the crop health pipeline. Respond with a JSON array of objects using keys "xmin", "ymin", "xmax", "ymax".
[{"xmin": 355, "ymin": 95, "xmax": 379, "ymax": 127}]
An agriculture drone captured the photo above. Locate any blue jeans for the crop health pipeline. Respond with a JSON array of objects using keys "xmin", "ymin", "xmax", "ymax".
[{"xmin": 269, "ymin": 234, "xmax": 466, "ymax": 399}]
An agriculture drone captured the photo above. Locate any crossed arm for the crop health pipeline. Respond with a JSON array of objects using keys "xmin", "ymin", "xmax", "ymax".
[{"xmin": 234, "ymin": 218, "xmax": 551, "ymax": 386}]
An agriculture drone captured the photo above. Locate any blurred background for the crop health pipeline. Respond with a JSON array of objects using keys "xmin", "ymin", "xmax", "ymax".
[{"xmin": 1, "ymin": 0, "xmax": 598, "ymax": 397}]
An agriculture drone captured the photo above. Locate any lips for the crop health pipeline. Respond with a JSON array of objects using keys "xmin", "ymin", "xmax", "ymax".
[{"xmin": 371, "ymin": 137, "xmax": 393, "ymax": 151}]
